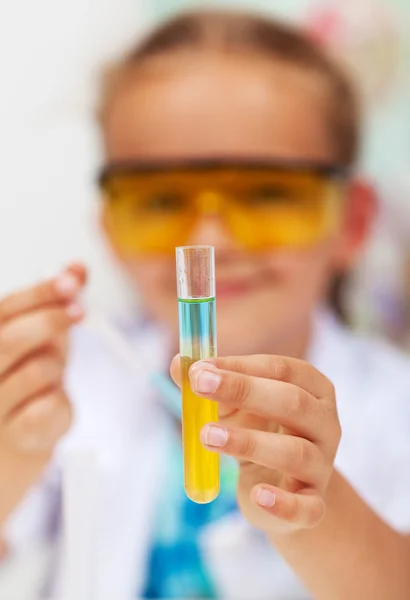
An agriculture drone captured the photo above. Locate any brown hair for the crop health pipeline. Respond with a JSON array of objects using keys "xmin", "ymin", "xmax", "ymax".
[
  {"xmin": 99, "ymin": 9, "xmax": 361, "ymax": 320},
  {"xmin": 99, "ymin": 9, "xmax": 360, "ymax": 166}
]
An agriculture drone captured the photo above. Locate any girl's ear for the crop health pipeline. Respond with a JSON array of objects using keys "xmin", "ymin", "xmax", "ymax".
[{"xmin": 334, "ymin": 178, "xmax": 379, "ymax": 270}]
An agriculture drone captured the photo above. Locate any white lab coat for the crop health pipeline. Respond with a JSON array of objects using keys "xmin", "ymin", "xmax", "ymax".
[{"xmin": 2, "ymin": 312, "xmax": 410, "ymax": 599}]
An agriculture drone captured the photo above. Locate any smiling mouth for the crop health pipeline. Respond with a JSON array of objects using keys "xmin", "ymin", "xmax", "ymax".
[{"xmin": 216, "ymin": 278, "xmax": 264, "ymax": 299}]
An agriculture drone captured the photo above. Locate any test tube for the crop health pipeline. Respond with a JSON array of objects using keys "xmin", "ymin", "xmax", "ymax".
[{"xmin": 176, "ymin": 245, "xmax": 220, "ymax": 504}]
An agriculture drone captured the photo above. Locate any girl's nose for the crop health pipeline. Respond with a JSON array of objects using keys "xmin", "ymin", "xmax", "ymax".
[
  {"xmin": 186, "ymin": 190, "xmax": 242, "ymax": 251},
  {"xmin": 186, "ymin": 214, "xmax": 239, "ymax": 250}
]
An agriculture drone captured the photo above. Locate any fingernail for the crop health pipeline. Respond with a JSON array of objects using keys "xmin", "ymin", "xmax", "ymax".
[
  {"xmin": 202, "ymin": 425, "xmax": 228, "ymax": 448},
  {"xmin": 66, "ymin": 302, "xmax": 84, "ymax": 320},
  {"xmin": 257, "ymin": 488, "xmax": 276, "ymax": 508},
  {"xmin": 55, "ymin": 273, "xmax": 79, "ymax": 297},
  {"xmin": 191, "ymin": 368, "xmax": 221, "ymax": 394}
]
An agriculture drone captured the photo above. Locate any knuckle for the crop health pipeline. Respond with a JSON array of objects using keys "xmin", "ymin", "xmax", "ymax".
[
  {"xmin": 327, "ymin": 380, "xmax": 336, "ymax": 400},
  {"xmin": 270, "ymin": 356, "xmax": 290, "ymax": 381},
  {"xmin": 35, "ymin": 314, "xmax": 55, "ymax": 339},
  {"xmin": 24, "ymin": 357, "xmax": 61, "ymax": 390},
  {"xmin": 31, "ymin": 311, "xmax": 64, "ymax": 343},
  {"xmin": 284, "ymin": 494, "xmax": 299, "ymax": 523},
  {"xmin": 36, "ymin": 313, "xmax": 67, "ymax": 347},
  {"xmin": 294, "ymin": 438, "xmax": 314, "ymax": 469},
  {"xmin": 230, "ymin": 358, "xmax": 242, "ymax": 373},
  {"xmin": 309, "ymin": 498, "xmax": 326, "ymax": 528},
  {"xmin": 239, "ymin": 430, "xmax": 256, "ymax": 459},
  {"xmin": 321, "ymin": 403, "xmax": 342, "ymax": 448},
  {"xmin": 230, "ymin": 374, "xmax": 251, "ymax": 407},
  {"xmin": 292, "ymin": 387, "xmax": 308, "ymax": 416}
]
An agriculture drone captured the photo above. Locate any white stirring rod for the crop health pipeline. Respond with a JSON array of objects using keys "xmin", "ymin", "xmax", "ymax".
[
  {"xmin": 83, "ymin": 309, "xmax": 182, "ymax": 417},
  {"xmin": 84, "ymin": 310, "xmax": 153, "ymax": 377}
]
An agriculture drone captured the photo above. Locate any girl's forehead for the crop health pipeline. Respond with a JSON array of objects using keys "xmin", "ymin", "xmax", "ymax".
[{"xmin": 102, "ymin": 54, "xmax": 335, "ymax": 164}]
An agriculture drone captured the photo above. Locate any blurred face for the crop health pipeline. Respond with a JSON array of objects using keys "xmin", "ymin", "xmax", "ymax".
[{"xmin": 101, "ymin": 53, "xmax": 370, "ymax": 357}]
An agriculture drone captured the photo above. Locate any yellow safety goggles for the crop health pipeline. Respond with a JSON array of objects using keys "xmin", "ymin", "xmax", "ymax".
[{"xmin": 98, "ymin": 160, "xmax": 348, "ymax": 255}]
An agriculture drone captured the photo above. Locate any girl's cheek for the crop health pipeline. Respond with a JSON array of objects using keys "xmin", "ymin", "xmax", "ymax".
[
  {"xmin": 265, "ymin": 241, "xmax": 338, "ymax": 270},
  {"xmin": 123, "ymin": 260, "xmax": 176, "ymax": 310}
]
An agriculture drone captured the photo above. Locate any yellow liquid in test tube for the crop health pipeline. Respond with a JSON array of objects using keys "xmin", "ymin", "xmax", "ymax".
[{"xmin": 181, "ymin": 356, "xmax": 220, "ymax": 503}]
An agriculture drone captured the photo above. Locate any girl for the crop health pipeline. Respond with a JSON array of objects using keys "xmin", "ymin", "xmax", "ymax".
[{"xmin": 1, "ymin": 9, "xmax": 410, "ymax": 599}]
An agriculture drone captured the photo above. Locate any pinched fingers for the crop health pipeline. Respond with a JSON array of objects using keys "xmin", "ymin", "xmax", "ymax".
[
  {"xmin": 189, "ymin": 361, "xmax": 339, "ymax": 444},
  {"xmin": 0, "ymin": 264, "xmax": 86, "ymax": 324}
]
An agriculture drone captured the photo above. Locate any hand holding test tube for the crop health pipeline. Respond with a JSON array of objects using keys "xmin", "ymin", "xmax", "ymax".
[{"xmin": 176, "ymin": 245, "xmax": 220, "ymax": 504}]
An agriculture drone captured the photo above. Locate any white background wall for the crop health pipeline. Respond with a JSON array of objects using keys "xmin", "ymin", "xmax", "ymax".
[{"xmin": 0, "ymin": 0, "xmax": 148, "ymax": 312}]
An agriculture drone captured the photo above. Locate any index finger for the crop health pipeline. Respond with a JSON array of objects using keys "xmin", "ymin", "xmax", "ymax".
[
  {"xmin": 0, "ymin": 263, "xmax": 87, "ymax": 324},
  {"xmin": 211, "ymin": 355, "xmax": 334, "ymax": 400},
  {"xmin": 170, "ymin": 354, "xmax": 333, "ymax": 401}
]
